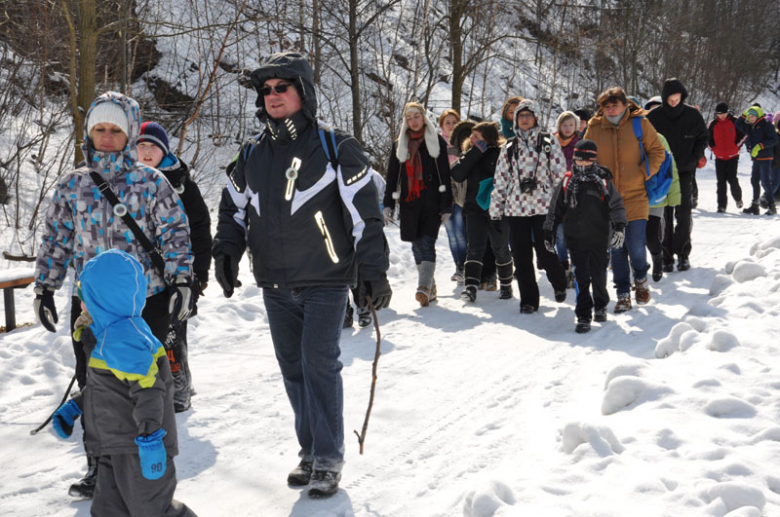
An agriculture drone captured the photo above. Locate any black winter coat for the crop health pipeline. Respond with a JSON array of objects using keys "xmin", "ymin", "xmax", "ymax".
[
  {"xmin": 544, "ymin": 166, "xmax": 627, "ymax": 252},
  {"xmin": 647, "ymin": 105, "xmax": 708, "ymax": 173},
  {"xmin": 383, "ymin": 135, "xmax": 453, "ymax": 242},
  {"xmin": 213, "ymin": 111, "xmax": 389, "ymax": 288},
  {"xmin": 159, "ymin": 158, "xmax": 212, "ymax": 284},
  {"xmin": 450, "ymin": 145, "xmax": 500, "ymax": 214}
]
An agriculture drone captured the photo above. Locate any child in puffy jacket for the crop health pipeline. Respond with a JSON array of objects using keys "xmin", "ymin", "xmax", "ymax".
[{"xmin": 52, "ymin": 250, "xmax": 196, "ymax": 517}]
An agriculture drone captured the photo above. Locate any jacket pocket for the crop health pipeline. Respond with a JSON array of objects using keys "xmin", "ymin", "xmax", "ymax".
[{"xmin": 314, "ymin": 211, "xmax": 340, "ymax": 264}]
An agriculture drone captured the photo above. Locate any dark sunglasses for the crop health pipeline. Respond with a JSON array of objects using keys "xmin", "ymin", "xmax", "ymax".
[{"xmin": 260, "ymin": 83, "xmax": 292, "ymax": 96}]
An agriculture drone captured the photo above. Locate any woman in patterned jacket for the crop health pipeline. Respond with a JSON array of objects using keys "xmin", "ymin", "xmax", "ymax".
[{"xmin": 489, "ymin": 100, "xmax": 568, "ymax": 314}]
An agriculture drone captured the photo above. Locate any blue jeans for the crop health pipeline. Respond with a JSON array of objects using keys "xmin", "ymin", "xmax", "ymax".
[
  {"xmin": 263, "ymin": 286, "xmax": 348, "ymax": 472},
  {"xmin": 610, "ymin": 219, "xmax": 649, "ymax": 296},
  {"xmin": 751, "ymin": 160, "xmax": 774, "ymax": 203},
  {"xmin": 555, "ymin": 223, "xmax": 568, "ymax": 265},
  {"xmin": 443, "ymin": 204, "xmax": 467, "ymax": 266},
  {"xmin": 411, "ymin": 234, "xmax": 437, "ymax": 264}
]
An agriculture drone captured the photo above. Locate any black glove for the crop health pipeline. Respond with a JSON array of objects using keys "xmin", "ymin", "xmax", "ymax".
[
  {"xmin": 33, "ymin": 286, "xmax": 58, "ymax": 333},
  {"xmin": 543, "ymin": 229, "xmax": 556, "ymax": 255},
  {"xmin": 214, "ymin": 254, "xmax": 239, "ymax": 298},
  {"xmin": 358, "ymin": 275, "xmax": 392, "ymax": 311}
]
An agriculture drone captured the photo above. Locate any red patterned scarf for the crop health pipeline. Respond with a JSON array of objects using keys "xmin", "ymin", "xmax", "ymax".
[{"xmin": 405, "ymin": 130, "xmax": 426, "ymax": 201}]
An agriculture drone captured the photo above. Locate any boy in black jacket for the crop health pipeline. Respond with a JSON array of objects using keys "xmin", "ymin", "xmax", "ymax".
[{"xmin": 544, "ymin": 140, "xmax": 627, "ymax": 333}]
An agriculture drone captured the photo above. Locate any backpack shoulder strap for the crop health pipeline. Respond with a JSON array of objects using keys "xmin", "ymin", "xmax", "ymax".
[
  {"xmin": 562, "ymin": 171, "xmax": 572, "ymax": 193},
  {"xmin": 632, "ymin": 117, "xmax": 651, "ymax": 178},
  {"xmin": 318, "ymin": 125, "xmax": 339, "ymax": 172}
]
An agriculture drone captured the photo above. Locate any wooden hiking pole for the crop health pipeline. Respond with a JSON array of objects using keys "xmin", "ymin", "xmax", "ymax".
[{"xmin": 353, "ymin": 297, "xmax": 382, "ymax": 454}]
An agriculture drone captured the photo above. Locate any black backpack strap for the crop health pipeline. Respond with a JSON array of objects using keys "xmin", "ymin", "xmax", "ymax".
[{"xmin": 88, "ymin": 171, "xmax": 167, "ymax": 279}]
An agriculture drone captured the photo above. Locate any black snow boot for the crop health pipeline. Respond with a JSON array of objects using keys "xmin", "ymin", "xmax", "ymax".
[
  {"xmin": 496, "ymin": 260, "xmax": 514, "ymax": 300},
  {"xmin": 651, "ymin": 253, "xmax": 664, "ymax": 282},
  {"xmin": 343, "ymin": 302, "xmax": 354, "ymax": 328},
  {"xmin": 356, "ymin": 307, "xmax": 372, "ymax": 328},
  {"xmin": 308, "ymin": 470, "xmax": 341, "ymax": 498},
  {"xmin": 287, "ymin": 460, "xmax": 313, "ymax": 486},
  {"xmin": 743, "ymin": 202, "xmax": 760, "ymax": 215},
  {"xmin": 575, "ymin": 318, "xmax": 591, "ymax": 334},
  {"xmin": 462, "ymin": 260, "xmax": 482, "ymax": 302},
  {"xmin": 68, "ymin": 456, "xmax": 98, "ymax": 499}
]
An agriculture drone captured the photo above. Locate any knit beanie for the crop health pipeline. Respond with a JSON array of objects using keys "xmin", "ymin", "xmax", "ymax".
[
  {"xmin": 86, "ymin": 102, "xmax": 129, "ymax": 139},
  {"xmin": 138, "ymin": 122, "xmax": 170, "ymax": 155},
  {"xmin": 573, "ymin": 139, "xmax": 598, "ymax": 161},
  {"xmin": 715, "ymin": 102, "xmax": 729, "ymax": 114},
  {"xmin": 573, "ymin": 108, "xmax": 591, "ymax": 123}
]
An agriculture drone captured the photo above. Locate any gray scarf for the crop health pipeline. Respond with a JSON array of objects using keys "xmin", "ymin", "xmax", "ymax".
[{"xmin": 567, "ymin": 163, "xmax": 607, "ymax": 208}]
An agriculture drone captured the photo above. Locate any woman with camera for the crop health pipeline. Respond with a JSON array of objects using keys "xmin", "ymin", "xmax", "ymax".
[{"xmin": 489, "ymin": 100, "xmax": 568, "ymax": 314}]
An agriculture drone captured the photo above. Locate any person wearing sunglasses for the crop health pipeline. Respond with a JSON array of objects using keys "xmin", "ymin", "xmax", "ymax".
[{"xmin": 212, "ymin": 52, "xmax": 391, "ymax": 498}]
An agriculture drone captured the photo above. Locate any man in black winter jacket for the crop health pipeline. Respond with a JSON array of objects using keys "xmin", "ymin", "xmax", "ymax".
[
  {"xmin": 647, "ymin": 78, "xmax": 708, "ymax": 272},
  {"xmin": 212, "ymin": 52, "xmax": 392, "ymax": 498}
]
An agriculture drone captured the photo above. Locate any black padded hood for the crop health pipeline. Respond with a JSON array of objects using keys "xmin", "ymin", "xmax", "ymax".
[{"xmin": 249, "ymin": 52, "xmax": 317, "ymax": 122}]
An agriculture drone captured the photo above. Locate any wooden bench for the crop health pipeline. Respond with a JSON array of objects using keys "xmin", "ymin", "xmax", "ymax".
[{"xmin": 0, "ymin": 269, "xmax": 36, "ymax": 332}]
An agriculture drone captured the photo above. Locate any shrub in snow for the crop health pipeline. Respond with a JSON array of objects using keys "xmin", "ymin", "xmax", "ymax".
[
  {"xmin": 462, "ymin": 480, "xmax": 516, "ymax": 517},
  {"xmin": 710, "ymin": 274, "xmax": 735, "ymax": 296},
  {"xmin": 602, "ymin": 377, "xmax": 672, "ymax": 415},
  {"xmin": 704, "ymin": 398, "xmax": 757, "ymax": 418},
  {"xmin": 708, "ymin": 330, "xmax": 739, "ymax": 352},
  {"xmin": 655, "ymin": 322, "xmax": 696, "ymax": 358},
  {"xmin": 700, "ymin": 482, "xmax": 766, "ymax": 513},
  {"xmin": 561, "ymin": 422, "xmax": 624, "ymax": 455},
  {"xmin": 732, "ymin": 261, "xmax": 767, "ymax": 283}
]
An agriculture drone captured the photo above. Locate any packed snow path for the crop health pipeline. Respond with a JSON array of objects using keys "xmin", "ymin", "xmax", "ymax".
[{"xmin": 2, "ymin": 161, "xmax": 780, "ymax": 516}]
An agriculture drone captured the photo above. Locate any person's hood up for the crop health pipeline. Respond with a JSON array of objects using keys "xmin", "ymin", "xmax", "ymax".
[
  {"xmin": 513, "ymin": 99, "xmax": 539, "ymax": 129},
  {"xmin": 79, "ymin": 250, "xmax": 162, "ymax": 377},
  {"xmin": 249, "ymin": 52, "xmax": 317, "ymax": 123},
  {"xmin": 82, "ymin": 91, "xmax": 141, "ymax": 163},
  {"xmin": 661, "ymin": 78, "xmax": 688, "ymax": 105}
]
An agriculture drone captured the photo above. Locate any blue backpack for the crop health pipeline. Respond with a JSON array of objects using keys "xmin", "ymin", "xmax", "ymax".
[{"xmin": 632, "ymin": 117, "xmax": 673, "ymax": 205}]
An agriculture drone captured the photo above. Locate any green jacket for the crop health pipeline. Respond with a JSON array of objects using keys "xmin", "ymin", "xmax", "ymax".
[{"xmin": 650, "ymin": 133, "xmax": 681, "ymax": 208}]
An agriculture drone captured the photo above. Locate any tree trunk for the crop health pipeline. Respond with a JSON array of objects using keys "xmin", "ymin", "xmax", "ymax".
[
  {"xmin": 75, "ymin": 0, "xmax": 98, "ymax": 166},
  {"xmin": 449, "ymin": 0, "xmax": 464, "ymax": 113},
  {"xmin": 348, "ymin": 0, "xmax": 362, "ymax": 142},
  {"xmin": 312, "ymin": 0, "xmax": 321, "ymax": 85}
]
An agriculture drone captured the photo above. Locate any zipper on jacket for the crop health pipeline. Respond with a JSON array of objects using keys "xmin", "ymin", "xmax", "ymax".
[
  {"xmin": 314, "ymin": 210, "xmax": 339, "ymax": 263},
  {"xmin": 285, "ymin": 158, "xmax": 302, "ymax": 201}
]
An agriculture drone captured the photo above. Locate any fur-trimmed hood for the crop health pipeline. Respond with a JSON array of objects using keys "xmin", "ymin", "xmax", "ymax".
[
  {"xmin": 513, "ymin": 99, "xmax": 539, "ymax": 130},
  {"xmin": 396, "ymin": 111, "xmax": 440, "ymax": 162}
]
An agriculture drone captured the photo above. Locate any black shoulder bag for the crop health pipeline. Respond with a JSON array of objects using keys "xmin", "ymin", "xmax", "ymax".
[{"xmin": 88, "ymin": 172, "xmax": 166, "ymax": 279}]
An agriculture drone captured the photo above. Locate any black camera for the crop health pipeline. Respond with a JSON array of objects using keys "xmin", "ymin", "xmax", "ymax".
[{"xmin": 520, "ymin": 178, "xmax": 537, "ymax": 194}]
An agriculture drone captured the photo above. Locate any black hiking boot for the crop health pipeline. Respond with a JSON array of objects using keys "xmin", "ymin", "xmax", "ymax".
[
  {"xmin": 342, "ymin": 304, "xmax": 353, "ymax": 328},
  {"xmin": 68, "ymin": 457, "xmax": 98, "ymax": 499},
  {"xmin": 460, "ymin": 285, "xmax": 477, "ymax": 302},
  {"xmin": 287, "ymin": 460, "xmax": 313, "ymax": 486},
  {"xmin": 554, "ymin": 290, "xmax": 567, "ymax": 303},
  {"xmin": 662, "ymin": 262, "xmax": 674, "ymax": 273},
  {"xmin": 575, "ymin": 319, "xmax": 591, "ymax": 334},
  {"xmin": 743, "ymin": 203, "xmax": 760, "ymax": 215},
  {"xmin": 651, "ymin": 253, "xmax": 663, "ymax": 282},
  {"xmin": 357, "ymin": 310, "xmax": 372, "ymax": 328},
  {"xmin": 594, "ymin": 308, "xmax": 607, "ymax": 323},
  {"xmin": 678, "ymin": 257, "xmax": 691, "ymax": 271},
  {"xmin": 308, "ymin": 470, "xmax": 341, "ymax": 498},
  {"xmin": 520, "ymin": 304, "xmax": 536, "ymax": 314},
  {"xmin": 499, "ymin": 284, "xmax": 513, "ymax": 300}
]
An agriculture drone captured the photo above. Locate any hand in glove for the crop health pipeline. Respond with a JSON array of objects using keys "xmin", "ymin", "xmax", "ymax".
[
  {"xmin": 33, "ymin": 286, "xmax": 58, "ymax": 333},
  {"xmin": 751, "ymin": 144, "xmax": 762, "ymax": 158},
  {"xmin": 214, "ymin": 254, "xmax": 239, "ymax": 298},
  {"xmin": 610, "ymin": 226, "xmax": 626, "ymax": 249},
  {"xmin": 168, "ymin": 276, "xmax": 193, "ymax": 325},
  {"xmin": 135, "ymin": 428, "xmax": 167, "ymax": 480},
  {"xmin": 52, "ymin": 400, "xmax": 82, "ymax": 439},
  {"xmin": 382, "ymin": 206, "xmax": 395, "ymax": 225},
  {"xmin": 543, "ymin": 229, "xmax": 556, "ymax": 254},
  {"xmin": 358, "ymin": 275, "xmax": 392, "ymax": 310}
]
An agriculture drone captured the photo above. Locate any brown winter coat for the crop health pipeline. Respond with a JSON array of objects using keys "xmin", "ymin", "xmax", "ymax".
[{"xmin": 584, "ymin": 102, "xmax": 666, "ymax": 221}]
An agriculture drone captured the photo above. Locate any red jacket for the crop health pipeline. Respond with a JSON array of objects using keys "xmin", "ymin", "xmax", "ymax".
[{"xmin": 708, "ymin": 115, "xmax": 746, "ymax": 160}]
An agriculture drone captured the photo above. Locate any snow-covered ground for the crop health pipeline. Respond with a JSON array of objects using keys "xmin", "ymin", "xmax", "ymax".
[{"xmin": 2, "ymin": 155, "xmax": 780, "ymax": 517}]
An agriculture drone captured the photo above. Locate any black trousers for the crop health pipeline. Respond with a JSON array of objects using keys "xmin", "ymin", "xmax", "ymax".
[
  {"xmin": 70, "ymin": 291, "xmax": 171, "ymax": 389},
  {"xmin": 715, "ymin": 158, "xmax": 742, "ymax": 209},
  {"xmin": 507, "ymin": 215, "xmax": 566, "ymax": 310},
  {"xmin": 646, "ymin": 213, "xmax": 664, "ymax": 257},
  {"xmin": 465, "ymin": 213, "xmax": 512, "ymax": 265},
  {"xmin": 663, "ymin": 170, "xmax": 693, "ymax": 262},
  {"xmin": 570, "ymin": 248, "xmax": 610, "ymax": 320}
]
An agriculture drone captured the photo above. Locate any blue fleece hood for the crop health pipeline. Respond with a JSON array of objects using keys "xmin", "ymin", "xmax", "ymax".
[{"xmin": 79, "ymin": 250, "xmax": 162, "ymax": 376}]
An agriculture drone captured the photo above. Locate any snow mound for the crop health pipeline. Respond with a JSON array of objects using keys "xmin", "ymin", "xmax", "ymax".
[
  {"xmin": 708, "ymin": 330, "xmax": 740, "ymax": 352},
  {"xmin": 561, "ymin": 422, "xmax": 624, "ymax": 456},
  {"xmin": 602, "ymin": 376, "xmax": 672, "ymax": 415},
  {"xmin": 704, "ymin": 398, "xmax": 757, "ymax": 419},
  {"xmin": 462, "ymin": 480, "xmax": 517, "ymax": 517},
  {"xmin": 603, "ymin": 363, "xmax": 644, "ymax": 390},
  {"xmin": 701, "ymin": 482, "xmax": 766, "ymax": 513},
  {"xmin": 710, "ymin": 274, "xmax": 735, "ymax": 296},
  {"xmin": 656, "ymin": 322, "xmax": 697, "ymax": 358},
  {"xmin": 731, "ymin": 261, "xmax": 767, "ymax": 283}
]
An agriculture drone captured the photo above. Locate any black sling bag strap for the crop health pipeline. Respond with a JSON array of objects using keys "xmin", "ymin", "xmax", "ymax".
[{"xmin": 88, "ymin": 171, "xmax": 167, "ymax": 279}]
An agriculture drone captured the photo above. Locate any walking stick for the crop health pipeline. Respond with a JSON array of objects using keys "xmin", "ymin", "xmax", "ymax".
[
  {"xmin": 353, "ymin": 297, "xmax": 382, "ymax": 454},
  {"xmin": 30, "ymin": 374, "xmax": 77, "ymax": 435}
]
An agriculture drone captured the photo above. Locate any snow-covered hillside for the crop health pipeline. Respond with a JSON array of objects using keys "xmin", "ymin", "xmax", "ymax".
[{"xmin": 2, "ymin": 153, "xmax": 780, "ymax": 516}]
